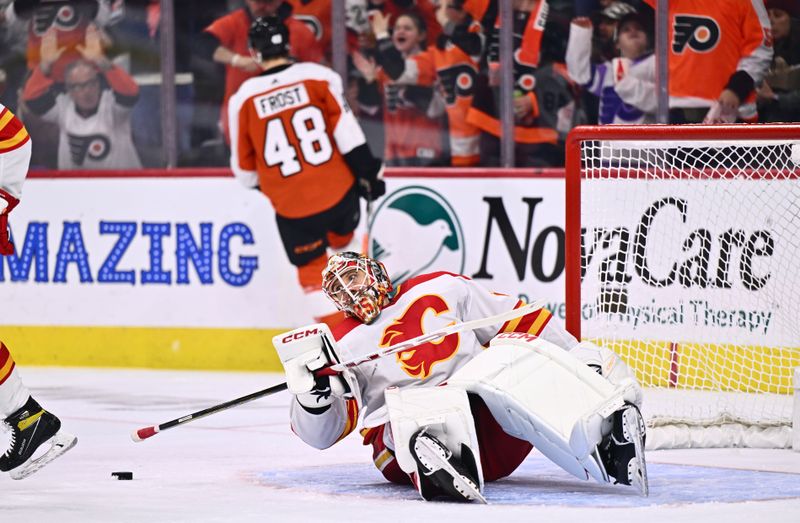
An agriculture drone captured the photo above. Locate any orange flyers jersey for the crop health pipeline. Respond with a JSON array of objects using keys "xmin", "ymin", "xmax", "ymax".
[
  {"xmin": 18, "ymin": 1, "xmax": 99, "ymax": 81},
  {"xmin": 228, "ymin": 62, "xmax": 366, "ymax": 219},
  {"xmin": 376, "ymin": 66, "xmax": 443, "ymax": 163},
  {"xmin": 643, "ymin": 0, "xmax": 772, "ymax": 107},
  {"xmin": 287, "ymin": 0, "xmax": 332, "ymax": 56},
  {"xmin": 0, "ymin": 104, "xmax": 30, "ymax": 155},
  {"xmin": 402, "ymin": 26, "xmax": 482, "ymax": 165},
  {"xmin": 205, "ymin": 9, "xmax": 324, "ymax": 140}
]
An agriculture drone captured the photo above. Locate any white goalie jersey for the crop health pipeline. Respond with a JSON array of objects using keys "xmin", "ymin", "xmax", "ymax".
[{"xmin": 289, "ymin": 271, "xmax": 581, "ymax": 449}]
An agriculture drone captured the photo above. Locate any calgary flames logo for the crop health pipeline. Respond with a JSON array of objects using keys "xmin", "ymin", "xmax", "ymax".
[{"xmin": 380, "ymin": 295, "xmax": 460, "ymax": 379}]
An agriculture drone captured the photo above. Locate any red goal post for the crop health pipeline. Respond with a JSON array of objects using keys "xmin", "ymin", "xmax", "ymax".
[{"xmin": 564, "ymin": 124, "xmax": 800, "ymax": 449}]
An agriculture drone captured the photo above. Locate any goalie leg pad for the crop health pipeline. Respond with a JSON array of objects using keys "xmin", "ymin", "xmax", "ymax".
[
  {"xmin": 385, "ymin": 385, "xmax": 484, "ymax": 494},
  {"xmin": 447, "ymin": 335, "xmax": 633, "ymax": 484},
  {"xmin": 569, "ymin": 341, "xmax": 643, "ymax": 408}
]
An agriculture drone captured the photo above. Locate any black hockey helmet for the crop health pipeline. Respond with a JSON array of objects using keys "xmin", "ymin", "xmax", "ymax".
[{"xmin": 248, "ymin": 16, "xmax": 290, "ymax": 60}]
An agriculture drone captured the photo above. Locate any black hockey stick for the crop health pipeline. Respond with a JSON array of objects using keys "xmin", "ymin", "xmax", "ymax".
[{"xmin": 131, "ymin": 382, "xmax": 288, "ymax": 442}]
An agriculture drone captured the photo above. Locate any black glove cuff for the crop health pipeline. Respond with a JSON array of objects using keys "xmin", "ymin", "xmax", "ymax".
[{"xmin": 725, "ymin": 70, "xmax": 755, "ymax": 103}]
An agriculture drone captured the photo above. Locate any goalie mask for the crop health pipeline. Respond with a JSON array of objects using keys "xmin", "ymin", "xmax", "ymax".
[{"xmin": 322, "ymin": 252, "xmax": 393, "ymax": 324}]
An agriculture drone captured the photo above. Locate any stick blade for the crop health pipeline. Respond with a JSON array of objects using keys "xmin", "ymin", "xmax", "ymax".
[{"xmin": 131, "ymin": 425, "xmax": 159, "ymax": 443}]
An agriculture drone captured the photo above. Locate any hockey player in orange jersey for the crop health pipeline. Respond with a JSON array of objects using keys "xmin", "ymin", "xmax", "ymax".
[
  {"xmin": 228, "ymin": 17, "xmax": 385, "ymax": 327},
  {"xmin": 275, "ymin": 252, "xmax": 649, "ymax": 502},
  {"xmin": 203, "ymin": 0, "xmax": 324, "ymax": 142},
  {"xmin": 0, "ymin": 103, "xmax": 77, "ymax": 479},
  {"xmin": 642, "ymin": 0, "xmax": 773, "ymax": 123}
]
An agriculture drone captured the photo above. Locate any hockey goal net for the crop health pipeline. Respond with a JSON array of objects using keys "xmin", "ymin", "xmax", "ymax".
[{"xmin": 565, "ymin": 124, "xmax": 800, "ymax": 450}]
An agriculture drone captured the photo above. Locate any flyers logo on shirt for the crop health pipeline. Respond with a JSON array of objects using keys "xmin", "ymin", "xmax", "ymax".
[
  {"xmin": 672, "ymin": 15, "xmax": 720, "ymax": 53},
  {"xmin": 380, "ymin": 295, "xmax": 460, "ymax": 379},
  {"xmin": 438, "ymin": 64, "xmax": 477, "ymax": 105},
  {"xmin": 32, "ymin": 4, "xmax": 81, "ymax": 35},
  {"xmin": 294, "ymin": 14, "xmax": 324, "ymax": 41},
  {"xmin": 68, "ymin": 134, "xmax": 111, "ymax": 166}
]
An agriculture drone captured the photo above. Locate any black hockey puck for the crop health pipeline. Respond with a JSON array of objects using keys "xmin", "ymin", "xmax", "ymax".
[{"xmin": 112, "ymin": 471, "xmax": 133, "ymax": 480}]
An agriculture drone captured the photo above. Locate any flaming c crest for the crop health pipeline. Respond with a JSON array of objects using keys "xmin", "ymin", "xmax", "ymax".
[{"xmin": 380, "ymin": 295, "xmax": 460, "ymax": 379}]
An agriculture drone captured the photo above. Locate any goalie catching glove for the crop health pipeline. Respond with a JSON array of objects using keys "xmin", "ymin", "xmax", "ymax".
[{"xmin": 274, "ymin": 323, "xmax": 352, "ymax": 411}]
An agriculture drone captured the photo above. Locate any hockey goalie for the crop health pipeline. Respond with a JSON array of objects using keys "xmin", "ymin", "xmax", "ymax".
[{"xmin": 275, "ymin": 252, "xmax": 648, "ymax": 502}]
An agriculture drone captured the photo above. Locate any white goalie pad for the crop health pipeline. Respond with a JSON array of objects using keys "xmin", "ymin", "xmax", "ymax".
[
  {"xmin": 385, "ymin": 386, "xmax": 484, "ymax": 490},
  {"xmin": 447, "ymin": 333, "xmax": 637, "ymax": 484}
]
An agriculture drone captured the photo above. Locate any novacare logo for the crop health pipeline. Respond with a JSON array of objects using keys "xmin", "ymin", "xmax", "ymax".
[{"xmin": 368, "ymin": 186, "xmax": 465, "ymax": 285}]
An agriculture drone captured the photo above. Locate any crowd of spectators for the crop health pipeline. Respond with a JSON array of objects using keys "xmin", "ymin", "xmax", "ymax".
[{"xmin": 0, "ymin": 0, "xmax": 797, "ymax": 170}]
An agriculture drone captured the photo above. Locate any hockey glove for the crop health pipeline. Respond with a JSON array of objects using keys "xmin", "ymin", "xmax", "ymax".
[
  {"xmin": 276, "ymin": 326, "xmax": 352, "ymax": 410},
  {"xmin": 0, "ymin": 189, "xmax": 20, "ymax": 256},
  {"xmin": 355, "ymin": 161, "xmax": 386, "ymax": 202}
]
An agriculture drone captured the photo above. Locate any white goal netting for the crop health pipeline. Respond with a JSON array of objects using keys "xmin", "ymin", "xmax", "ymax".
[{"xmin": 575, "ymin": 132, "xmax": 800, "ymax": 449}]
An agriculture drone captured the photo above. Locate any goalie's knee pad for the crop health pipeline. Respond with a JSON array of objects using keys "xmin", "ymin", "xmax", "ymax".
[
  {"xmin": 385, "ymin": 385, "xmax": 484, "ymax": 496},
  {"xmin": 447, "ymin": 333, "xmax": 637, "ymax": 485}
]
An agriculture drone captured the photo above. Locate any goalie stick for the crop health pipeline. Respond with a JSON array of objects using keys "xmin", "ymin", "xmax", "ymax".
[
  {"xmin": 361, "ymin": 188, "xmax": 373, "ymax": 255},
  {"xmin": 131, "ymin": 300, "xmax": 544, "ymax": 442}
]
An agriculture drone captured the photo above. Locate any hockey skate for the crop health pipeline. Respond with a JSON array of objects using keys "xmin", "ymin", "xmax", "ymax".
[
  {"xmin": 410, "ymin": 427, "xmax": 486, "ymax": 504},
  {"xmin": 598, "ymin": 403, "xmax": 648, "ymax": 496},
  {"xmin": 0, "ymin": 396, "xmax": 77, "ymax": 480}
]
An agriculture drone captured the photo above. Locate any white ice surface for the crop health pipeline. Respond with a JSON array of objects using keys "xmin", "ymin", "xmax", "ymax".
[{"xmin": 1, "ymin": 368, "xmax": 799, "ymax": 523}]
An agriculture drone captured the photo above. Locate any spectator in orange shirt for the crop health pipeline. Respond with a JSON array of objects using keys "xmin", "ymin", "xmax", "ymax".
[
  {"xmin": 641, "ymin": 0, "xmax": 773, "ymax": 124},
  {"xmin": 354, "ymin": 11, "xmax": 446, "ymax": 166},
  {"xmin": 367, "ymin": 0, "xmax": 483, "ymax": 166},
  {"xmin": 201, "ymin": 0, "xmax": 323, "ymax": 142},
  {"xmin": 286, "ymin": 0, "xmax": 331, "ymax": 59},
  {"xmin": 2, "ymin": 0, "xmax": 116, "ymax": 82}
]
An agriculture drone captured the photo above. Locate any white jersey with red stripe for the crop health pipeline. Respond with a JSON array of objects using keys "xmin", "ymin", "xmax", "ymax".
[
  {"xmin": 289, "ymin": 271, "xmax": 579, "ymax": 449},
  {"xmin": 0, "ymin": 103, "xmax": 31, "ymax": 203}
]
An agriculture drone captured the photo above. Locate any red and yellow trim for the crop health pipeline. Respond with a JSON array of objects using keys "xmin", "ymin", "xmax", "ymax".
[
  {"xmin": 0, "ymin": 107, "xmax": 30, "ymax": 154},
  {"xmin": 360, "ymin": 425, "xmax": 398, "ymax": 472},
  {"xmin": 373, "ymin": 448, "xmax": 395, "ymax": 471},
  {"xmin": 335, "ymin": 398, "xmax": 359, "ymax": 443},
  {"xmin": 0, "ymin": 342, "xmax": 17, "ymax": 386},
  {"xmin": 499, "ymin": 302, "xmax": 552, "ymax": 336}
]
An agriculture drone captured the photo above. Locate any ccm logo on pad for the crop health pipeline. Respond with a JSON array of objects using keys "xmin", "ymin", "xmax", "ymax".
[{"xmin": 281, "ymin": 328, "xmax": 322, "ymax": 343}]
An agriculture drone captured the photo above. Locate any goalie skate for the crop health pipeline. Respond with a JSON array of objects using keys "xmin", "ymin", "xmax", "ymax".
[
  {"xmin": 410, "ymin": 428, "xmax": 487, "ymax": 504},
  {"xmin": 599, "ymin": 403, "xmax": 648, "ymax": 496}
]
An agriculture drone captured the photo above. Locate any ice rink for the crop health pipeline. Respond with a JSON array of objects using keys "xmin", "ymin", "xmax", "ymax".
[{"xmin": 2, "ymin": 367, "xmax": 799, "ymax": 522}]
